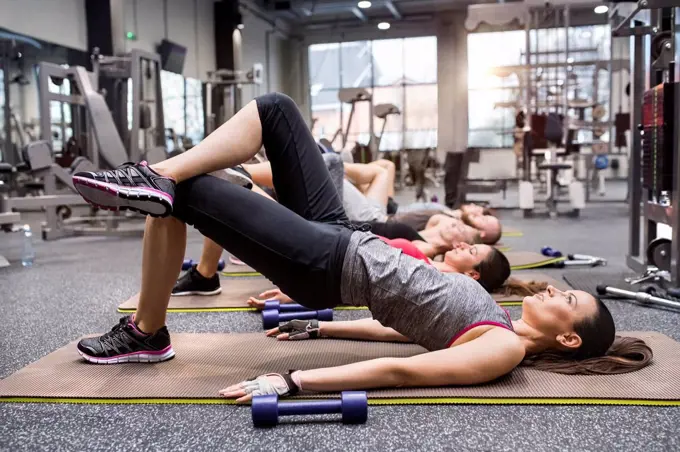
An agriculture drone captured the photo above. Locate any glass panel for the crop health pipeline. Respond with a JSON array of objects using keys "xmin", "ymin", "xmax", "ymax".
[
  {"xmin": 403, "ymin": 36, "xmax": 437, "ymax": 84},
  {"xmin": 468, "ymin": 129, "xmax": 513, "ymax": 148},
  {"xmin": 310, "ymin": 88, "xmax": 342, "ymax": 145},
  {"xmin": 404, "ymin": 84, "xmax": 437, "ymax": 149},
  {"xmin": 0, "ymin": 69, "xmax": 4, "ymax": 161},
  {"xmin": 371, "ymin": 39, "xmax": 404, "ymax": 86},
  {"xmin": 161, "ymin": 70, "xmax": 186, "ymax": 136},
  {"xmin": 342, "ymin": 88, "xmax": 373, "ymax": 146},
  {"xmin": 185, "ymin": 77, "xmax": 204, "ymax": 146},
  {"xmin": 309, "ymin": 42, "xmax": 341, "ymax": 91},
  {"xmin": 373, "ymin": 86, "xmax": 404, "ymax": 151},
  {"xmin": 468, "ymin": 30, "xmax": 525, "ymax": 90},
  {"xmin": 341, "ymin": 40, "xmax": 372, "ymax": 88}
]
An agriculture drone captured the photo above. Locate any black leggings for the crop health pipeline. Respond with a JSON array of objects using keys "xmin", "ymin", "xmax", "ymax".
[
  {"xmin": 361, "ymin": 221, "xmax": 424, "ymax": 242},
  {"xmin": 172, "ymin": 93, "xmax": 353, "ymax": 309}
]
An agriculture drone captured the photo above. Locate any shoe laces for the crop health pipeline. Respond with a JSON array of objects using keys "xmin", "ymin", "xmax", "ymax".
[{"xmin": 98, "ymin": 317, "xmax": 136, "ymax": 353}]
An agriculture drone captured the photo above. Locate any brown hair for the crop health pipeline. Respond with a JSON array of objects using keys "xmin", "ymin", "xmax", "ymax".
[
  {"xmin": 475, "ymin": 248, "xmax": 511, "ymax": 293},
  {"xmin": 499, "ymin": 278, "xmax": 547, "ymax": 297},
  {"xmin": 521, "ymin": 298, "xmax": 653, "ymax": 375}
]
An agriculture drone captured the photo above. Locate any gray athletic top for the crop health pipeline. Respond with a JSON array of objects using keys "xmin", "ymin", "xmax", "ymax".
[{"xmin": 340, "ymin": 232, "xmax": 514, "ymax": 351}]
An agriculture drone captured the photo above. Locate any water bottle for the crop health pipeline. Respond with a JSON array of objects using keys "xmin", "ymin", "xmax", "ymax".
[{"xmin": 21, "ymin": 224, "xmax": 35, "ymax": 267}]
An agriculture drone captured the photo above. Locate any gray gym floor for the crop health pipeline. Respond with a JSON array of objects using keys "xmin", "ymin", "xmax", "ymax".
[{"xmin": 1, "ymin": 190, "xmax": 679, "ymax": 452}]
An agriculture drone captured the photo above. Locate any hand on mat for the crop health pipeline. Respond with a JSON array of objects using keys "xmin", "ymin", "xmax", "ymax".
[
  {"xmin": 219, "ymin": 372, "xmax": 299, "ymax": 403},
  {"xmin": 247, "ymin": 289, "xmax": 293, "ymax": 309},
  {"xmin": 266, "ymin": 319, "xmax": 321, "ymax": 341}
]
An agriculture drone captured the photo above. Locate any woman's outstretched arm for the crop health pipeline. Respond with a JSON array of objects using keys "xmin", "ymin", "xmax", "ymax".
[
  {"xmin": 267, "ymin": 318, "xmax": 412, "ymax": 342},
  {"xmin": 220, "ymin": 327, "xmax": 525, "ymax": 402}
]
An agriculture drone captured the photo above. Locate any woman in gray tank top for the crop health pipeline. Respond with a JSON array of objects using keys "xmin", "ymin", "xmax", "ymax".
[{"xmin": 70, "ymin": 92, "xmax": 652, "ymax": 401}]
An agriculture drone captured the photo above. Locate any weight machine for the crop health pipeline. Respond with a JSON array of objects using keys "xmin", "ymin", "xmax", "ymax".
[
  {"xmin": 205, "ymin": 63, "xmax": 263, "ymax": 135},
  {"xmin": 601, "ymin": 0, "xmax": 680, "ymax": 311}
]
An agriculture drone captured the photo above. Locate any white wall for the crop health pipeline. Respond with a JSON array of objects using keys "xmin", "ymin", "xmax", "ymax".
[
  {"xmin": 118, "ymin": 0, "xmax": 216, "ymax": 79},
  {"xmin": 0, "ymin": 0, "xmax": 88, "ymax": 50},
  {"xmin": 239, "ymin": 10, "xmax": 285, "ymax": 103}
]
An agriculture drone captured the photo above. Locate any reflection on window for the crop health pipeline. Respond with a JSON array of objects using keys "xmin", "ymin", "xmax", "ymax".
[
  {"xmin": 161, "ymin": 70, "xmax": 186, "ymax": 137},
  {"xmin": 468, "ymin": 25, "xmax": 611, "ymax": 148},
  {"xmin": 341, "ymin": 41, "xmax": 372, "ymax": 88},
  {"xmin": 185, "ymin": 77, "xmax": 204, "ymax": 146},
  {"xmin": 0, "ymin": 69, "xmax": 4, "ymax": 159},
  {"xmin": 403, "ymin": 37, "xmax": 437, "ymax": 84},
  {"xmin": 309, "ymin": 37, "xmax": 437, "ymax": 152},
  {"xmin": 47, "ymin": 76, "xmax": 73, "ymax": 152}
]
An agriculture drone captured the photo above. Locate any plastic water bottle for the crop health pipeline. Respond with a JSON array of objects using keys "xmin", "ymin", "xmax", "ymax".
[{"xmin": 21, "ymin": 224, "xmax": 35, "ymax": 267}]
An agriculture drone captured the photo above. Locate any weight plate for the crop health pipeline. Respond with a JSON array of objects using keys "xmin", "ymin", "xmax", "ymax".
[{"xmin": 647, "ymin": 238, "xmax": 672, "ymax": 271}]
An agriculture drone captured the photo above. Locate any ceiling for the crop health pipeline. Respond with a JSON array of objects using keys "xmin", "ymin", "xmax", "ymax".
[{"xmin": 256, "ymin": 0, "xmax": 491, "ymax": 28}]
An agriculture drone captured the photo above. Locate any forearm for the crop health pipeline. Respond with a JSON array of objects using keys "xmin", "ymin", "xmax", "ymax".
[
  {"xmin": 296, "ymin": 357, "xmax": 405, "ymax": 392},
  {"xmin": 320, "ymin": 318, "xmax": 411, "ymax": 342}
]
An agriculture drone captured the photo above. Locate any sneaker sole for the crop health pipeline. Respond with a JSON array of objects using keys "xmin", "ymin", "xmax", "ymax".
[
  {"xmin": 78, "ymin": 346, "xmax": 176, "ymax": 364},
  {"xmin": 171, "ymin": 288, "xmax": 222, "ymax": 297},
  {"xmin": 72, "ymin": 176, "xmax": 173, "ymax": 218}
]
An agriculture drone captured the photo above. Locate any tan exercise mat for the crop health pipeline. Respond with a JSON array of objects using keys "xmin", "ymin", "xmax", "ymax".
[
  {"xmin": 506, "ymin": 251, "xmax": 565, "ymax": 270},
  {"xmin": 222, "ymin": 262, "xmax": 260, "ymax": 276},
  {"xmin": 118, "ymin": 278, "xmax": 276, "ymax": 312},
  {"xmin": 1, "ymin": 331, "xmax": 677, "ymax": 405}
]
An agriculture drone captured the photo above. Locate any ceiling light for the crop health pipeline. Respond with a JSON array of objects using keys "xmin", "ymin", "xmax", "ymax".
[
  {"xmin": 378, "ymin": 21, "xmax": 390, "ymax": 30},
  {"xmin": 594, "ymin": 5, "xmax": 608, "ymax": 14},
  {"xmin": 358, "ymin": 1, "xmax": 372, "ymax": 8}
]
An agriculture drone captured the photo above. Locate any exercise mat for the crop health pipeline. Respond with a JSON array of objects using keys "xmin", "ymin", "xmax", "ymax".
[
  {"xmin": 221, "ymin": 262, "xmax": 260, "ymax": 277},
  {"xmin": 1, "ymin": 331, "xmax": 677, "ymax": 406},
  {"xmin": 494, "ymin": 272, "xmax": 569, "ymax": 303},
  {"xmin": 506, "ymin": 251, "xmax": 565, "ymax": 270},
  {"xmin": 118, "ymin": 272, "xmax": 567, "ymax": 312},
  {"xmin": 502, "ymin": 227, "xmax": 523, "ymax": 237},
  {"xmin": 562, "ymin": 270, "xmax": 637, "ymax": 296}
]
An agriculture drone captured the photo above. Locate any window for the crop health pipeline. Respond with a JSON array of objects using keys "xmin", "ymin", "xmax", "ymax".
[
  {"xmin": 468, "ymin": 25, "xmax": 611, "ymax": 148},
  {"xmin": 308, "ymin": 36, "xmax": 437, "ymax": 153},
  {"xmin": 185, "ymin": 77, "xmax": 204, "ymax": 146},
  {"xmin": 161, "ymin": 70, "xmax": 186, "ymax": 137}
]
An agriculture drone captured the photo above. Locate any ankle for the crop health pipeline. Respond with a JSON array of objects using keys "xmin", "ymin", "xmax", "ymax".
[
  {"xmin": 134, "ymin": 317, "xmax": 163, "ymax": 335},
  {"xmin": 196, "ymin": 263, "xmax": 217, "ymax": 279},
  {"xmin": 149, "ymin": 163, "xmax": 175, "ymax": 180}
]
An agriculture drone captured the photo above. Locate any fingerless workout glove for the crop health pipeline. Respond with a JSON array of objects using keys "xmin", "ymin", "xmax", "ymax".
[
  {"xmin": 242, "ymin": 371, "xmax": 300, "ymax": 397},
  {"xmin": 278, "ymin": 319, "xmax": 321, "ymax": 340}
]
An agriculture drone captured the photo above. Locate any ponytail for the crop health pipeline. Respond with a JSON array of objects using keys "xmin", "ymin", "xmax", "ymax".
[
  {"xmin": 522, "ymin": 336, "xmax": 653, "ymax": 375},
  {"xmin": 498, "ymin": 278, "xmax": 548, "ymax": 297}
]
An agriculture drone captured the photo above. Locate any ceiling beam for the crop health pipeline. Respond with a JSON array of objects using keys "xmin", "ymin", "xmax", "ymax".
[
  {"xmin": 384, "ymin": 0, "xmax": 402, "ymax": 20},
  {"xmin": 351, "ymin": 6, "xmax": 368, "ymax": 22}
]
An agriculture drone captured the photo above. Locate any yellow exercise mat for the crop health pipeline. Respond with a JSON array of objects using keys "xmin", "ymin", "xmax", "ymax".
[
  {"xmin": 118, "ymin": 271, "xmax": 567, "ymax": 312},
  {"xmin": 506, "ymin": 251, "xmax": 565, "ymax": 270},
  {"xmin": 502, "ymin": 228, "xmax": 523, "ymax": 237},
  {"xmin": 221, "ymin": 262, "xmax": 260, "ymax": 276},
  {"xmin": 0, "ymin": 331, "xmax": 676, "ymax": 406}
]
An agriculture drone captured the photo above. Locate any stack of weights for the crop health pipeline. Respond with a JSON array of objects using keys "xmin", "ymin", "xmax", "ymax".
[{"xmin": 641, "ymin": 83, "xmax": 676, "ymax": 197}]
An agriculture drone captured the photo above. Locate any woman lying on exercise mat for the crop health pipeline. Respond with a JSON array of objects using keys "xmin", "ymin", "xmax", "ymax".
[{"xmin": 71, "ymin": 93, "xmax": 651, "ymax": 397}]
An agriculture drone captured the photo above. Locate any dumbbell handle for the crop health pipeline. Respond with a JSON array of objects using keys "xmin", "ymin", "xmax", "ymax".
[
  {"xmin": 278, "ymin": 399, "xmax": 342, "ymax": 416},
  {"xmin": 278, "ymin": 309, "xmax": 332, "ymax": 322},
  {"xmin": 263, "ymin": 300, "xmax": 310, "ymax": 312}
]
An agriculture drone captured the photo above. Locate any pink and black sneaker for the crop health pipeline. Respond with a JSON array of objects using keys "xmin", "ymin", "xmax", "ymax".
[
  {"xmin": 77, "ymin": 316, "xmax": 175, "ymax": 364},
  {"xmin": 72, "ymin": 161, "xmax": 175, "ymax": 217}
]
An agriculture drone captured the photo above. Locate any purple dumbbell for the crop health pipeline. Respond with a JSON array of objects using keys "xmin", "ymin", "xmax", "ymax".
[
  {"xmin": 262, "ymin": 308, "xmax": 333, "ymax": 329},
  {"xmin": 263, "ymin": 300, "xmax": 310, "ymax": 312}
]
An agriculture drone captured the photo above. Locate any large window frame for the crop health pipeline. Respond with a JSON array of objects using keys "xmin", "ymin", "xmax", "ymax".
[
  {"xmin": 308, "ymin": 36, "xmax": 438, "ymax": 152},
  {"xmin": 467, "ymin": 25, "xmax": 611, "ymax": 148}
]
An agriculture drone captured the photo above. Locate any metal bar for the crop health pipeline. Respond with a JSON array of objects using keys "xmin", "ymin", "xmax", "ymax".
[
  {"xmin": 37, "ymin": 63, "xmax": 53, "ymax": 147},
  {"xmin": 385, "ymin": 0, "xmax": 402, "ymax": 20},
  {"xmin": 1, "ymin": 43, "xmax": 13, "ymax": 165},
  {"xmin": 350, "ymin": 7, "xmax": 367, "ymax": 22},
  {"xmin": 672, "ymin": 8, "xmax": 680, "ymax": 284},
  {"xmin": 612, "ymin": 2, "xmax": 642, "ymax": 36},
  {"xmin": 524, "ymin": 9, "xmax": 532, "ymax": 181},
  {"xmin": 628, "ymin": 31, "xmax": 645, "ymax": 263},
  {"xmin": 130, "ymin": 51, "xmax": 141, "ymax": 161}
]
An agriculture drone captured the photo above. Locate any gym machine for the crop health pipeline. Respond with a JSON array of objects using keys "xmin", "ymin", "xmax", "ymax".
[
  {"xmin": 604, "ymin": 0, "xmax": 680, "ymax": 311},
  {"xmin": 332, "ymin": 88, "xmax": 377, "ymax": 163},
  {"xmin": 205, "ymin": 63, "xmax": 263, "ymax": 135},
  {"xmin": 92, "ymin": 48, "xmax": 166, "ymax": 164}
]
